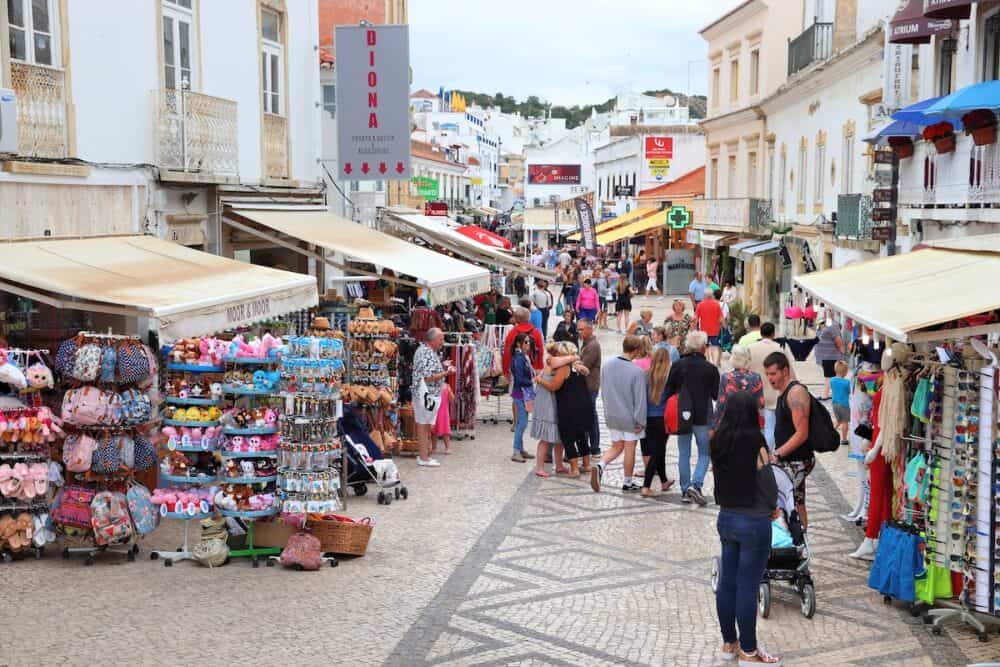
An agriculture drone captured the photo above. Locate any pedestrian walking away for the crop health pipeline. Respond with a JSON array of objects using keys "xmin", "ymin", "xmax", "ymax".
[
  {"xmin": 531, "ymin": 278, "xmax": 555, "ymax": 339},
  {"xmin": 591, "ymin": 335, "xmax": 647, "ymax": 493},
  {"xmin": 641, "ymin": 347, "xmax": 674, "ymax": 497},
  {"xmin": 615, "ymin": 275, "xmax": 632, "ymax": 334},
  {"xmin": 814, "ymin": 319, "xmax": 846, "ymax": 400},
  {"xmin": 764, "ymin": 351, "xmax": 816, "ymax": 529},
  {"xmin": 830, "ymin": 360, "xmax": 851, "ymax": 448},
  {"xmin": 711, "ymin": 391, "xmax": 782, "ymax": 666},
  {"xmin": 664, "ymin": 330, "xmax": 720, "ymax": 506},
  {"xmin": 695, "ymin": 289, "xmax": 725, "ymax": 366}
]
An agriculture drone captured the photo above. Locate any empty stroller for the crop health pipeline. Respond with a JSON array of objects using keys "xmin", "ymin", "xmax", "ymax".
[
  {"xmin": 340, "ymin": 406, "xmax": 408, "ymax": 506},
  {"xmin": 710, "ymin": 464, "xmax": 815, "ymax": 619}
]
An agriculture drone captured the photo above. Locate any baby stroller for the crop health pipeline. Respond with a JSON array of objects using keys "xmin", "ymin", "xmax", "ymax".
[
  {"xmin": 710, "ymin": 465, "xmax": 816, "ymax": 619},
  {"xmin": 339, "ymin": 406, "xmax": 408, "ymax": 506}
]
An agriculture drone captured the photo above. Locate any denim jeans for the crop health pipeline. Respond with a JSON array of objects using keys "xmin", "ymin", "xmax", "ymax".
[
  {"xmin": 513, "ymin": 398, "xmax": 528, "ymax": 454},
  {"xmin": 677, "ymin": 424, "xmax": 710, "ymax": 492},
  {"xmin": 715, "ymin": 510, "xmax": 771, "ymax": 653},
  {"xmin": 588, "ymin": 391, "xmax": 600, "ymax": 456},
  {"xmin": 763, "ymin": 408, "xmax": 776, "ymax": 451}
]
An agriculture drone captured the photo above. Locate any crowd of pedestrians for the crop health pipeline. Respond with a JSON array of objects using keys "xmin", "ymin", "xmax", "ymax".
[{"xmin": 482, "ymin": 248, "xmax": 846, "ymax": 666}]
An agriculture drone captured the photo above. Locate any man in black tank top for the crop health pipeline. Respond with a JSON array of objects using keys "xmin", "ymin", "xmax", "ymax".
[{"xmin": 763, "ymin": 351, "xmax": 816, "ymax": 529}]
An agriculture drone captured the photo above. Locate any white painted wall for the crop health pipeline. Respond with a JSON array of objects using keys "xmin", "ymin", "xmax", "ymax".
[{"xmin": 524, "ymin": 132, "xmax": 594, "ymax": 208}]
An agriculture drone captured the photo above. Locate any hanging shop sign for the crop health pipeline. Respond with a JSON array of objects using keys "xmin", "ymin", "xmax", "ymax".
[
  {"xmin": 335, "ymin": 24, "xmax": 411, "ymax": 180},
  {"xmin": 614, "ymin": 185, "xmax": 635, "ymax": 197},
  {"xmin": 871, "ymin": 208, "xmax": 895, "ymax": 223},
  {"xmin": 411, "ymin": 176, "xmax": 439, "ymax": 198},
  {"xmin": 873, "ymin": 188, "xmax": 894, "ymax": 203},
  {"xmin": 870, "ymin": 226, "xmax": 893, "ymax": 241},
  {"xmin": 874, "ymin": 149, "xmax": 895, "ymax": 165},
  {"xmin": 574, "ymin": 197, "xmax": 597, "ymax": 252},
  {"xmin": 882, "ymin": 39, "xmax": 912, "ymax": 113},
  {"xmin": 667, "ymin": 205, "xmax": 692, "ymax": 230}
]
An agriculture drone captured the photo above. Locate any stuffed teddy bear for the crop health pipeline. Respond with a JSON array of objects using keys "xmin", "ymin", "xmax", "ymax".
[
  {"xmin": 223, "ymin": 459, "xmax": 241, "ymax": 479},
  {"xmin": 239, "ymin": 460, "xmax": 255, "ymax": 477},
  {"xmin": 213, "ymin": 487, "xmax": 237, "ymax": 511},
  {"xmin": 246, "ymin": 435, "xmax": 261, "ymax": 452},
  {"xmin": 209, "ymin": 382, "xmax": 223, "ymax": 401}
]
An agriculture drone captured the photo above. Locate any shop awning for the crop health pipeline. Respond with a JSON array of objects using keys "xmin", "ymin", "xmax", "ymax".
[
  {"xmin": 567, "ymin": 207, "xmax": 657, "ymax": 242},
  {"xmin": 700, "ymin": 233, "xmax": 739, "ymax": 249},
  {"xmin": 739, "ymin": 240, "xmax": 781, "ymax": 260},
  {"xmin": 0, "ymin": 235, "xmax": 318, "ymax": 340},
  {"xmin": 223, "ymin": 207, "xmax": 490, "ymax": 303},
  {"xmin": 890, "ymin": 0, "xmax": 954, "ymax": 44},
  {"xmin": 729, "ymin": 239, "xmax": 770, "ymax": 255},
  {"xmin": 923, "ymin": 0, "xmax": 975, "ymax": 20},
  {"xmin": 794, "ymin": 247, "xmax": 1000, "ymax": 342},
  {"xmin": 596, "ymin": 211, "xmax": 666, "ymax": 245},
  {"xmin": 456, "ymin": 225, "xmax": 513, "ymax": 250},
  {"xmin": 383, "ymin": 212, "xmax": 556, "ymax": 279}
]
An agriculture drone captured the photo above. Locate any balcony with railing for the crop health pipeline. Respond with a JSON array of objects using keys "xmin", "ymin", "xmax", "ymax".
[
  {"xmin": 263, "ymin": 113, "xmax": 289, "ymax": 180},
  {"xmin": 898, "ymin": 139, "xmax": 1000, "ymax": 208},
  {"xmin": 692, "ymin": 198, "xmax": 773, "ymax": 234},
  {"xmin": 787, "ymin": 22, "xmax": 833, "ymax": 77},
  {"xmin": 153, "ymin": 88, "xmax": 239, "ymax": 180},
  {"xmin": 10, "ymin": 62, "xmax": 68, "ymax": 158}
]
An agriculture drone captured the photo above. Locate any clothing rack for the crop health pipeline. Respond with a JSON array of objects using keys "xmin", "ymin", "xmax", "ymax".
[
  {"xmin": 477, "ymin": 325, "xmax": 513, "ymax": 425},
  {"xmin": 442, "ymin": 340, "xmax": 478, "ymax": 439}
]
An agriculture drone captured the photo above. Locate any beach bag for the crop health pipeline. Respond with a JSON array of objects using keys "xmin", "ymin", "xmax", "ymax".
[
  {"xmin": 99, "ymin": 344, "xmax": 117, "ymax": 383},
  {"xmin": 476, "ymin": 346, "xmax": 494, "ymax": 379},
  {"xmin": 132, "ymin": 435, "xmax": 157, "ymax": 471},
  {"xmin": 279, "ymin": 531, "xmax": 324, "ymax": 570},
  {"xmin": 116, "ymin": 341, "xmax": 150, "ymax": 385},
  {"xmin": 555, "ymin": 301, "xmax": 564, "ymax": 317},
  {"xmin": 63, "ymin": 433, "xmax": 99, "ymax": 473},
  {"xmin": 92, "ymin": 434, "xmax": 132, "ymax": 474},
  {"xmin": 137, "ymin": 345, "xmax": 159, "ymax": 389},
  {"xmin": 90, "ymin": 491, "xmax": 132, "ymax": 545},
  {"xmin": 62, "ymin": 387, "xmax": 123, "ymax": 426},
  {"xmin": 71, "ymin": 343, "xmax": 103, "ymax": 382},
  {"xmin": 51, "ymin": 485, "xmax": 97, "ymax": 529},
  {"xmin": 54, "ymin": 337, "xmax": 80, "ymax": 377},
  {"xmin": 120, "ymin": 388, "xmax": 151, "ymax": 425},
  {"xmin": 126, "ymin": 483, "xmax": 159, "ymax": 535}
]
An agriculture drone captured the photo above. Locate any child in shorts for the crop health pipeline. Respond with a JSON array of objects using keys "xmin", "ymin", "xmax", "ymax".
[{"xmin": 830, "ymin": 360, "xmax": 851, "ymax": 447}]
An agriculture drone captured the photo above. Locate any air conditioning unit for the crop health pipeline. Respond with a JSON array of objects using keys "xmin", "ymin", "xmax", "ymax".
[{"xmin": 0, "ymin": 88, "xmax": 16, "ymax": 154}]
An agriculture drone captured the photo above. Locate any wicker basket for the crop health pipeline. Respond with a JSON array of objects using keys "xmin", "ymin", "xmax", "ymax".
[{"xmin": 306, "ymin": 516, "xmax": 373, "ymax": 556}]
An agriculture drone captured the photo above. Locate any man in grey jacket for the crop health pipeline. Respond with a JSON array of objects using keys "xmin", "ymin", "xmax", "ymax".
[{"xmin": 591, "ymin": 335, "xmax": 648, "ymax": 493}]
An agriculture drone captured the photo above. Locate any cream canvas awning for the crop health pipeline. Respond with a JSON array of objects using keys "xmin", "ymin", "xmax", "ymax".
[
  {"xmin": 224, "ymin": 207, "xmax": 491, "ymax": 303},
  {"xmin": 794, "ymin": 247, "xmax": 1000, "ymax": 342},
  {"xmin": 596, "ymin": 210, "xmax": 665, "ymax": 245},
  {"xmin": 384, "ymin": 213, "xmax": 556, "ymax": 280},
  {"xmin": 0, "ymin": 235, "xmax": 318, "ymax": 340}
]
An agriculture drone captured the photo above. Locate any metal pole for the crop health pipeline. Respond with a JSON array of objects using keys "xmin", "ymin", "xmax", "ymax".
[{"xmin": 888, "ymin": 153, "xmax": 899, "ymax": 256}]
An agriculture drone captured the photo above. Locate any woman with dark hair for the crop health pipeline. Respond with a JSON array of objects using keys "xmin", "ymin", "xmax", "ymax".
[{"xmin": 711, "ymin": 391, "xmax": 781, "ymax": 666}]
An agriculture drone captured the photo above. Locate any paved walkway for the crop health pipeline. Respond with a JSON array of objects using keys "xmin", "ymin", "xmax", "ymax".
[{"xmin": 0, "ymin": 295, "xmax": 994, "ymax": 665}]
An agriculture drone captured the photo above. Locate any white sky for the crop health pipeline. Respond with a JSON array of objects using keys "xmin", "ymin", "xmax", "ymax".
[{"xmin": 409, "ymin": 0, "xmax": 743, "ymax": 106}]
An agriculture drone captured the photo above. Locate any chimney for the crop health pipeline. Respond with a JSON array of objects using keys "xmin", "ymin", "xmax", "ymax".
[{"xmin": 832, "ymin": 0, "xmax": 857, "ymax": 52}]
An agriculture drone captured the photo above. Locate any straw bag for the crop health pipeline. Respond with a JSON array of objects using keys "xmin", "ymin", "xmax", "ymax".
[
  {"xmin": 305, "ymin": 514, "xmax": 373, "ymax": 556},
  {"xmin": 193, "ymin": 538, "xmax": 229, "ymax": 567}
]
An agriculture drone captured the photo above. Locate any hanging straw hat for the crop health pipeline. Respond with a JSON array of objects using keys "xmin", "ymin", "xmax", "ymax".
[{"xmin": 311, "ymin": 317, "xmax": 331, "ymax": 331}]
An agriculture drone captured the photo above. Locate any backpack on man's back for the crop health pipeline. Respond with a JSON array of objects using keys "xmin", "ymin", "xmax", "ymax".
[{"xmin": 779, "ymin": 381, "xmax": 840, "ymax": 454}]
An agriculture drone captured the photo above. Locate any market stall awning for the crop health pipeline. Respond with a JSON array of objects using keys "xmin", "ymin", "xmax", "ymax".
[
  {"xmin": 456, "ymin": 225, "xmax": 513, "ymax": 250},
  {"xmin": 794, "ymin": 247, "xmax": 1000, "ymax": 342},
  {"xmin": 923, "ymin": 0, "xmax": 975, "ymax": 20},
  {"xmin": 889, "ymin": 0, "xmax": 954, "ymax": 44},
  {"xmin": 596, "ymin": 211, "xmax": 666, "ymax": 245},
  {"xmin": 223, "ymin": 207, "xmax": 490, "ymax": 303},
  {"xmin": 567, "ymin": 207, "xmax": 657, "ymax": 242},
  {"xmin": 383, "ymin": 213, "xmax": 555, "ymax": 280},
  {"xmin": 0, "ymin": 235, "xmax": 318, "ymax": 340},
  {"xmin": 699, "ymin": 233, "xmax": 739, "ymax": 249},
  {"xmin": 739, "ymin": 240, "xmax": 781, "ymax": 260}
]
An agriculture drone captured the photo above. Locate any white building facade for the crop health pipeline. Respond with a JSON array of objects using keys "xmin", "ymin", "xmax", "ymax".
[
  {"xmin": 2, "ymin": 0, "xmax": 322, "ymax": 251},
  {"xmin": 523, "ymin": 129, "xmax": 594, "ymax": 209}
]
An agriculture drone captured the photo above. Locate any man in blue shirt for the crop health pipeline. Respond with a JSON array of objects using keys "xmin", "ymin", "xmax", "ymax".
[
  {"xmin": 689, "ymin": 272, "xmax": 708, "ymax": 309},
  {"xmin": 521, "ymin": 298, "xmax": 543, "ymax": 336}
]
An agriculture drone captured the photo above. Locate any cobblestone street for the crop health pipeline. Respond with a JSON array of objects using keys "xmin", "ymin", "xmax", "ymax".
[{"xmin": 0, "ymin": 297, "xmax": 995, "ymax": 666}]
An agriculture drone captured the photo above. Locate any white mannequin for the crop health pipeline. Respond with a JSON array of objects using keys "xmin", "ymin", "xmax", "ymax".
[{"xmin": 849, "ymin": 431, "xmax": 883, "ymax": 559}]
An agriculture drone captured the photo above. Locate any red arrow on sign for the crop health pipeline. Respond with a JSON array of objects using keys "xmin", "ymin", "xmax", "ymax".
[
  {"xmin": 395, "ymin": 162, "xmax": 405, "ymax": 174},
  {"xmin": 361, "ymin": 162, "xmax": 370, "ymax": 174},
  {"xmin": 343, "ymin": 163, "xmax": 352, "ymax": 174},
  {"xmin": 378, "ymin": 162, "xmax": 387, "ymax": 174}
]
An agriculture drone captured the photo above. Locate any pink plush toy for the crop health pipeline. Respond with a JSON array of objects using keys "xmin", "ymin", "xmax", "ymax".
[
  {"xmin": 36, "ymin": 407, "xmax": 64, "ymax": 440},
  {"xmin": 247, "ymin": 435, "xmax": 261, "ymax": 452},
  {"xmin": 261, "ymin": 333, "xmax": 282, "ymax": 358},
  {"xmin": 259, "ymin": 434, "xmax": 279, "ymax": 451},
  {"xmin": 264, "ymin": 409, "xmax": 278, "ymax": 429},
  {"xmin": 25, "ymin": 363, "xmax": 54, "ymax": 390}
]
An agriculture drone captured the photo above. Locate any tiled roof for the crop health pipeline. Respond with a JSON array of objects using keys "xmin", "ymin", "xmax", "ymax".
[
  {"xmin": 637, "ymin": 166, "xmax": 705, "ymax": 199},
  {"xmin": 468, "ymin": 156, "xmax": 480, "ymax": 166},
  {"xmin": 410, "ymin": 89, "xmax": 437, "ymax": 99},
  {"xmin": 318, "ymin": 0, "xmax": 385, "ymax": 63},
  {"xmin": 411, "ymin": 140, "xmax": 464, "ymax": 168}
]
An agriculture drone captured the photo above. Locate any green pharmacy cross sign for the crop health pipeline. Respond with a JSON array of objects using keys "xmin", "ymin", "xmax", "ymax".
[
  {"xmin": 412, "ymin": 176, "xmax": 440, "ymax": 198},
  {"xmin": 667, "ymin": 205, "xmax": 692, "ymax": 230}
]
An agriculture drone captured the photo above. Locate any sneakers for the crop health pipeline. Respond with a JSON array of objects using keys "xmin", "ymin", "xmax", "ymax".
[
  {"xmin": 720, "ymin": 642, "xmax": 740, "ymax": 661},
  {"xmin": 511, "ymin": 452, "xmax": 526, "ymax": 463},
  {"xmin": 622, "ymin": 481, "xmax": 641, "ymax": 493},
  {"xmin": 590, "ymin": 463, "xmax": 604, "ymax": 493},
  {"xmin": 687, "ymin": 486, "xmax": 708, "ymax": 506},
  {"xmin": 521, "ymin": 451, "xmax": 535, "ymax": 460},
  {"xmin": 416, "ymin": 458, "xmax": 441, "ymax": 467},
  {"xmin": 681, "ymin": 490, "xmax": 693, "ymax": 504},
  {"xmin": 738, "ymin": 647, "xmax": 782, "ymax": 665}
]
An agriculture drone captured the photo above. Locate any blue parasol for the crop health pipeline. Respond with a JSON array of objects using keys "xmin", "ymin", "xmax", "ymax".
[{"xmin": 924, "ymin": 81, "xmax": 1000, "ymax": 120}]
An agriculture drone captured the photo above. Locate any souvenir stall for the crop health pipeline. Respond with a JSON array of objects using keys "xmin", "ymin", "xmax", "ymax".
[
  {"xmin": 442, "ymin": 332, "xmax": 479, "ymax": 439},
  {"xmin": 477, "ymin": 325, "xmax": 513, "ymax": 425},
  {"xmin": 795, "ymin": 237, "xmax": 1000, "ymax": 639}
]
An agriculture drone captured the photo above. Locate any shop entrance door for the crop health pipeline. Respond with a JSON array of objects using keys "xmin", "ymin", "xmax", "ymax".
[{"xmin": 664, "ymin": 249, "xmax": 695, "ymax": 296}]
